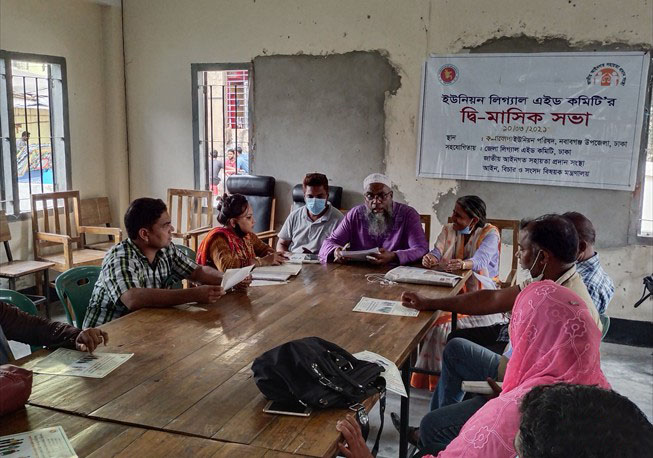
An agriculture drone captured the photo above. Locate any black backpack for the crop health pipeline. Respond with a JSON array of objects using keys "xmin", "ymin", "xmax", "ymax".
[{"xmin": 251, "ymin": 337, "xmax": 387, "ymax": 455}]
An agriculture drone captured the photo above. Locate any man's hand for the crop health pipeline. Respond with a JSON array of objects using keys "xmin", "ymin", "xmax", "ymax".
[
  {"xmin": 401, "ymin": 291, "xmax": 427, "ymax": 311},
  {"xmin": 444, "ymin": 259, "xmax": 465, "ymax": 272},
  {"xmin": 422, "ymin": 253, "xmax": 438, "ymax": 268},
  {"xmin": 233, "ymin": 275, "xmax": 252, "ymax": 291},
  {"xmin": 193, "ymin": 285, "xmax": 225, "ymax": 304},
  {"xmin": 261, "ymin": 251, "xmax": 288, "ymax": 266},
  {"xmin": 367, "ymin": 248, "xmax": 397, "ymax": 265},
  {"xmin": 336, "ymin": 415, "xmax": 373, "ymax": 458},
  {"xmin": 486, "ymin": 377, "xmax": 502, "ymax": 399},
  {"xmin": 334, "ymin": 247, "xmax": 348, "ymax": 264},
  {"xmin": 76, "ymin": 328, "xmax": 109, "ymax": 353}
]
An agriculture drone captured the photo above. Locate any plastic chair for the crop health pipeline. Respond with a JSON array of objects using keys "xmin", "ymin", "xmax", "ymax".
[
  {"xmin": 55, "ymin": 266, "xmax": 101, "ymax": 328},
  {"xmin": 167, "ymin": 245, "xmax": 197, "ymax": 289},
  {"xmin": 0, "ymin": 289, "xmax": 41, "ymax": 352},
  {"xmin": 600, "ymin": 314, "xmax": 610, "ymax": 340}
]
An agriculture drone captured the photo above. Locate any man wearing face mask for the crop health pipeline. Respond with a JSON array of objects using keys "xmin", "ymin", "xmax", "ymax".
[
  {"xmin": 397, "ymin": 214, "xmax": 603, "ymax": 450},
  {"xmin": 277, "ymin": 173, "xmax": 344, "ymax": 254},
  {"xmin": 319, "ymin": 173, "xmax": 428, "ymax": 265}
]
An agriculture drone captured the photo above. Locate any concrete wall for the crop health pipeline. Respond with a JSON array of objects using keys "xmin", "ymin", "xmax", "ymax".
[{"xmin": 0, "ymin": 0, "xmax": 127, "ymax": 285}]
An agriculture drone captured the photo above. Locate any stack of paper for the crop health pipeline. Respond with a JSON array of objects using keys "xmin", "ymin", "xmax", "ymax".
[
  {"xmin": 286, "ymin": 253, "xmax": 320, "ymax": 264},
  {"xmin": 340, "ymin": 247, "xmax": 380, "ymax": 261},
  {"xmin": 352, "ymin": 297, "xmax": 419, "ymax": 317},
  {"xmin": 252, "ymin": 264, "xmax": 302, "ymax": 281},
  {"xmin": 0, "ymin": 426, "xmax": 76, "ymax": 458},
  {"xmin": 384, "ymin": 266, "xmax": 462, "ymax": 287}
]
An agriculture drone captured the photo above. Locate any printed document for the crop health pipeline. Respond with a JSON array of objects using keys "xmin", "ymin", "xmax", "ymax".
[
  {"xmin": 286, "ymin": 253, "xmax": 320, "ymax": 264},
  {"xmin": 31, "ymin": 348, "xmax": 133, "ymax": 378},
  {"xmin": 340, "ymin": 247, "xmax": 380, "ymax": 261},
  {"xmin": 252, "ymin": 264, "xmax": 301, "ymax": 281},
  {"xmin": 385, "ymin": 266, "xmax": 462, "ymax": 287},
  {"xmin": 221, "ymin": 264, "xmax": 254, "ymax": 291},
  {"xmin": 353, "ymin": 297, "xmax": 419, "ymax": 317},
  {"xmin": 0, "ymin": 426, "xmax": 76, "ymax": 458},
  {"xmin": 354, "ymin": 350, "xmax": 407, "ymax": 397}
]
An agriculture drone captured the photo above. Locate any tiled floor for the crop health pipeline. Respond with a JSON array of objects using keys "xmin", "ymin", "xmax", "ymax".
[{"xmin": 9, "ymin": 303, "xmax": 652, "ymax": 458}]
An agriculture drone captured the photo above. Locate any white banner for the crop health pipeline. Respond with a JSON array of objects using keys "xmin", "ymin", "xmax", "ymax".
[{"xmin": 417, "ymin": 52, "xmax": 650, "ymax": 191}]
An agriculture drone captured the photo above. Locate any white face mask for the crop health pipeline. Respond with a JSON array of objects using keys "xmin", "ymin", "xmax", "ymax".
[{"xmin": 528, "ymin": 249, "xmax": 547, "ymax": 282}]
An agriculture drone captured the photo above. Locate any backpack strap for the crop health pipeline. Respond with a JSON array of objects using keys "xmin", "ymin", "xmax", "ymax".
[{"xmin": 351, "ymin": 377, "xmax": 386, "ymax": 457}]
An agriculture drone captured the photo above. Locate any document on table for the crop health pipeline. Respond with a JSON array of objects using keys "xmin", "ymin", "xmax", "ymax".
[
  {"xmin": 221, "ymin": 264, "xmax": 254, "ymax": 291},
  {"xmin": 0, "ymin": 426, "xmax": 76, "ymax": 458},
  {"xmin": 353, "ymin": 350, "xmax": 407, "ymax": 398},
  {"xmin": 462, "ymin": 380, "xmax": 503, "ymax": 395},
  {"xmin": 385, "ymin": 266, "xmax": 462, "ymax": 287},
  {"xmin": 31, "ymin": 348, "xmax": 133, "ymax": 378},
  {"xmin": 286, "ymin": 253, "xmax": 320, "ymax": 264},
  {"xmin": 174, "ymin": 303, "xmax": 207, "ymax": 312},
  {"xmin": 352, "ymin": 297, "xmax": 419, "ymax": 317},
  {"xmin": 252, "ymin": 264, "xmax": 302, "ymax": 281},
  {"xmin": 340, "ymin": 247, "xmax": 380, "ymax": 261},
  {"xmin": 250, "ymin": 279, "xmax": 289, "ymax": 287}
]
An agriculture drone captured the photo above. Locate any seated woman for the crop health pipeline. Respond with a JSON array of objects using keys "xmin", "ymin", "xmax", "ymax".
[
  {"xmin": 196, "ymin": 194, "xmax": 286, "ymax": 271},
  {"xmin": 337, "ymin": 281, "xmax": 611, "ymax": 457},
  {"xmin": 411, "ymin": 195, "xmax": 507, "ymax": 390}
]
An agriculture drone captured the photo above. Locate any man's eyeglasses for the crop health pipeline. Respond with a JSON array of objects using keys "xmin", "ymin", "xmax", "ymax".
[{"xmin": 364, "ymin": 191, "xmax": 392, "ymax": 202}]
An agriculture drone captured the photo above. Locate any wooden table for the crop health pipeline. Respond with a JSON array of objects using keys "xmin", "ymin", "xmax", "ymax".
[
  {"xmin": 16, "ymin": 263, "xmax": 470, "ymax": 457},
  {"xmin": 0, "ymin": 405, "xmax": 303, "ymax": 457}
]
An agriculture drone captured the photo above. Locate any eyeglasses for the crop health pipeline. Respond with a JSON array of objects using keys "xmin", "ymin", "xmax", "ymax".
[{"xmin": 364, "ymin": 191, "xmax": 392, "ymax": 202}]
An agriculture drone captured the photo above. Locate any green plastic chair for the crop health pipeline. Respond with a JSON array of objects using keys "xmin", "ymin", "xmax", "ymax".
[
  {"xmin": 0, "ymin": 289, "xmax": 41, "ymax": 353},
  {"xmin": 600, "ymin": 314, "xmax": 611, "ymax": 341},
  {"xmin": 167, "ymin": 245, "xmax": 197, "ymax": 290},
  {"xmin": 55, "ymin": 266, "xmax": 101, "ymax": 328}
]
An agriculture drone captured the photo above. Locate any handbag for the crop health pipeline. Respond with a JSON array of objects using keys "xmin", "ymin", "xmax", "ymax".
[{"xmin": 252, "ymin": 336, "xmax": 387, "ymax": 456}]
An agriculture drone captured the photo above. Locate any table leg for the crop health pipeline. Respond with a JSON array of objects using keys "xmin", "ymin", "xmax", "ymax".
[
  {"xmin": 44, "ymin": 270, "xmax": 51, "ymax": 319},
  {"xmin": 399, "ymin": 360, "xmax": 411, "ymax": 458},
  {"xmin": 8, "ymin": 277, "xmax": 16, "ymax": 291}
]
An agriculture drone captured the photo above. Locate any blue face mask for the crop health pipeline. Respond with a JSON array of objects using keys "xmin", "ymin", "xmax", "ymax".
[
  {"xmin": 457, "ymin": 224, "xmax": 472, "ymax": 235},
  {"xmin": 305, "ymin": 197, "xmax": 327, "ymax": 215}
]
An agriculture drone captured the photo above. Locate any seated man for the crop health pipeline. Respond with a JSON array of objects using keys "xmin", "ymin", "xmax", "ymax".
[
  {"xmin": 319, "ymin": 173, "xmax": 428, "ymax": 265},
  {"xmin": 83, "ymin": 198, "xmax": 225, "ymax": 328},
  {"xmin": 446, "ymin": 210, "xmax": 615, "ymax": 352},
  {"xmin": 399, "ymin": 214, "xmax": 603, "ymax": 450},
  {"xmin": 1, "ymin": 302, "xmax": 107, "ymax": 415},
  {"xmin": 276, "ymin": 172, "xmax": 344, "ymax": 254}
]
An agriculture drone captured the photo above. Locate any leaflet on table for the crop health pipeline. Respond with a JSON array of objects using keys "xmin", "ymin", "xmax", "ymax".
[
  {"xmin": 285, "ymin": 253, "xmax": 320, "ymax": 264},
  {"xmin": 353, "ymin": 350, "xmax": 407, "ymax": 398},
  {"xmin": 221, "ymin": 264, "xmax": 255, "ymax": 291},
  {"xmin": 31, "ymin": 348, "xmax": 133, "ymax": 378},
  {"xmin": 0, "ymin": 426, "xmax": 76, "ymax": 458},
  {"xmin": 385, "ymin": 266, "xmax": 462, "ymax": 287},
  {"xmin": 250, "ymin": 279, "xmax": 289, "ymax": 287},
  {"xmin": 462, "ymin": 380, "xmax": 503, "ymax": 395},
  {"xmin": 340, "ymin": 247, "xmax": 380, "ymax": 261},
  {"xmin": 352, "ymin": 297, "xmax": 419, "ymax": 317}
]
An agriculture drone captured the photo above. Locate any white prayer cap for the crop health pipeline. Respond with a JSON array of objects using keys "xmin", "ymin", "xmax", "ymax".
[{"xmin": 363, "ymin": 173, "xmax": 392, "ymax": 190}]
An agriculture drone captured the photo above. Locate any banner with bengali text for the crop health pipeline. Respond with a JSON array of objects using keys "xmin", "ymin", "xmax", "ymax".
[{"xmin": 417, "ymin": 52, "xmax": 650, "ymax": 191}]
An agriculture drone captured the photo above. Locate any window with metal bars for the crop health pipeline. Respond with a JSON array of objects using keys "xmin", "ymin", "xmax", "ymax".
[
  {"xmin": 0, "ymin": 51, "xmax": 71, "ymax": 217},
  {"xmin": 192, "ymin": 64, "xmax": 252, "ymax": 201}
]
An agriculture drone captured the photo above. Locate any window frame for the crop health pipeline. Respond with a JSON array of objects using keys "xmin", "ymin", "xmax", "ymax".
[
  {"xmin": 0, "ymin": 50, "xmax": 72, "ymax": 221},
  {"xmin": 190, "ymin": 62, "xmax": 253, "ymax": 191},
  {"xmin": 628, "ymin": 60, "xmax": 653, "ymax": 246}
]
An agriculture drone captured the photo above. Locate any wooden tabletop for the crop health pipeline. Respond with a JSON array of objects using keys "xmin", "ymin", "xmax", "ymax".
[
  {"xmin": 17, "ymin": 263, "xmax": 470, "ymax": 457},
  {"xmin": 0, "ymin": 405, "xmax": 303, "ymax": 458}
]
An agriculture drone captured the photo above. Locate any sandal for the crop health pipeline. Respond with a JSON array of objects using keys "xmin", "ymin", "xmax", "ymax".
[{"xmin": 390, "ymin": 412, "xmax": 420, "ymax": 446}]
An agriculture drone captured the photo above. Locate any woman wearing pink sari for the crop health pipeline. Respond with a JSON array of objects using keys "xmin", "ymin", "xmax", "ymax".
[{"xmin": 432, "ymin": 279, "xmax": 610, "ymax": 457}]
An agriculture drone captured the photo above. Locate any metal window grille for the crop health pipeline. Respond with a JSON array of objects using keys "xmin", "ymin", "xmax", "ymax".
[{"xmin": 0, "ymin": 52, "xmax": 70, "ymax": 216}]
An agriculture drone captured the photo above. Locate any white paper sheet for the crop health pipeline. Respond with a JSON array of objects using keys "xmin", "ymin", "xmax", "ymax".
[
  {"xmin": 286, "ymin": 253, "xmax": 320, "ymax": 264},
  {"xmin": 340, "ymin": 247, "xmax": 380, "ymax": 261},
  {"xmin": 250, "ymin": 279, "xmax": 289, "ymax": 287},
  {"xmin": 31, "ymin": 348, "xmax": 133, "ymax": 378},
  {"xmin": 174, "ymin": 304, "xmax": 207, "ymax": 312},
  {"xmin": 254, "ymin": 264, "xmax": 302, "ymax": 275},
  {"xmin": 352, "ymin": 297, "xmax": 419, "ymax": 317},
  {"xmin": 353, "ymin": 350, "xmax": 407, "ymax": 398},
  {"xmin": 385, "ymin": 266, "xmax": 462, "ymax": 287},
  {"xmin": 221, "ymin": 264, "xmax": 255, "ymax": 291},
  {"xmin": 461, "ymin": 380, "xmax": 503, "ymax": 395},
  {"xmin": 0, "ymin": 426, "xmax": 76, "ymax": 458}
]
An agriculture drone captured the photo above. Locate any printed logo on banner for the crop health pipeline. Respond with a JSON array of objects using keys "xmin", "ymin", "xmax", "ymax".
[
  {"xmin": 438, "ymin": 64, "xmax": 459, "ymax": 85},
  {"xmin": 586, "ymin": 63, "xmax": 627, "ymax": 86}
]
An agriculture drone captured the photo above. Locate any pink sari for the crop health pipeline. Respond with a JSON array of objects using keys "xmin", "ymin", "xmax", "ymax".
[{"xmin": 437, "ymin": 280, "xmax": 610, "ymax": 457}]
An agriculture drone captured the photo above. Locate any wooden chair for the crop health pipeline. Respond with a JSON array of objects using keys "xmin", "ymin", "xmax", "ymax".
[
  {"xmin": 31, "ymin": 191, "xmax": 119, "ymax": 273},
  {"xmin": 167, "ymin": 188, "xmax": 214, "ymax": 252},
  {"xmin": 80, "ymin": 197, "xmax": 121, "ymax": 251},
  {"xmin": 0, "ymin": 211, "xmax": 55, "ymax": 317},
  {"xmin": 420, "ymin": 214, "xmax": 431, "ymax": 247}
]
